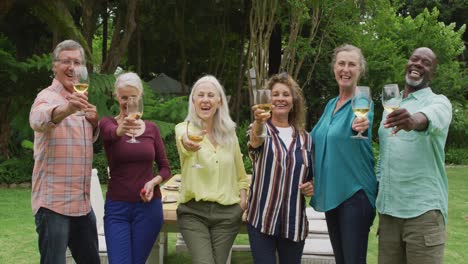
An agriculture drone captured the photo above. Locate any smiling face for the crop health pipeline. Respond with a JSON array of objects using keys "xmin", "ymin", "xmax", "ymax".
[
  {"xmin": 116, "ymin": 86, "xmax": 140, "ymax": 116},
  {"xmin": 52, "ymin": 49, "xmax": 83, "ymax": 92},
  {"xmin": 271, "ymin": 83, "xmax": 293, "ymax": 119},
  {"xmin": 192, "ymin": 82, "xmax": 221, "ymax": 122},
  {"xmin": 333, "ymin": 50, "xmax": 362, "ymax": 92},
  {"xmin": 405, "ymin": 48, "xmax": 436, "ymax": 90}
]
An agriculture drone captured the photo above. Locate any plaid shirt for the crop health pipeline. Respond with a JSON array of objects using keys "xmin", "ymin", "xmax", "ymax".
[{"xmin": 30, "ymin": 79, "xmax": 98, "ymax": 216}]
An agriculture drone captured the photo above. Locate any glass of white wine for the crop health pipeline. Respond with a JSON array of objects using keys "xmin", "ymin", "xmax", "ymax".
[
  {"xmin": 351, "ymin": 86, "xmax": 371, "ymax": 139},
  {"xmin": 382, "ymin": 84, "xmax": 401, "ymax": 136},
  {"xmin": 254, "ymin": 89, "xmax": 272, "ymax": 138},
  {"xmin": 126, "ymin": 96, "xmax": 144, "ymax": 144},
  {"xmin": 186, "ymin": 121, "xmax": 204, "ymax": 169},
  {"xmin": 73, "ymin": 66, "xmax": 89, "ymax": 116}
]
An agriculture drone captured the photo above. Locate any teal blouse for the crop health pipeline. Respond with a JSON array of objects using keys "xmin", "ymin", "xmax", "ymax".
[{"xmin": 310, "ymin": 97, "xmax": 377, "ymax": 212}]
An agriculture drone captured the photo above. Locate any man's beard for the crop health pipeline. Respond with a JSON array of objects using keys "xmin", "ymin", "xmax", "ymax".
[{"xmin": 405, "ymin": 74, "xmax": 427, "ymax": 89}]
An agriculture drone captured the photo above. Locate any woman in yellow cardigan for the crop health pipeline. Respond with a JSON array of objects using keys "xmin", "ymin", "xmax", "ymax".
[{"xmin": 175, "ymin": 75, "xmax": 249, "ymax": 264}]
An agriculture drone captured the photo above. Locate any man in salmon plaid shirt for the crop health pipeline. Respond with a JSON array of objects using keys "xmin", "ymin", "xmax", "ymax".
[{"xmin": 29, "ymin": 40, "xmax": 100, "ymax": 264}]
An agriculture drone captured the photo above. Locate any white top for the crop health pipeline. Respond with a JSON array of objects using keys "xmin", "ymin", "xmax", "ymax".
[{"xmin": 277, "ymin": 126, "xmax": 293, "ymax": 148}]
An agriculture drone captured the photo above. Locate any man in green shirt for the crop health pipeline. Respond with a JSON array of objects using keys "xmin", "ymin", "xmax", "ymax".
[{"xmin": 377, "ymin": 47, "xmax": 452, "ymax": 264}]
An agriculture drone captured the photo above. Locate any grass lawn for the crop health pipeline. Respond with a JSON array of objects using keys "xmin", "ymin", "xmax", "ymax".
[{"xmin": 0, "ymin": 167, "xmax": 466, "ymax": 263}]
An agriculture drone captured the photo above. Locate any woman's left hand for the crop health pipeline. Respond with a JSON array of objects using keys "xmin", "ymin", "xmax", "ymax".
[
  {"xmin": 140, "ymin": 176, "xmax": 163, "ymax": 202},
  {"xmin": 239, "ymin": 198, "xmax": 247, "ymax": 211},
  {"xmin": 352, "ymin": 117, "xmax": 369, "ymax": 133},
  {"xmin": 299, "ymin": 181, "xmax": 314, "ymax": 197}
]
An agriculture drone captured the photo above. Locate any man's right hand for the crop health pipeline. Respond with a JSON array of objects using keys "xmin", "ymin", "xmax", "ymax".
[
  {"xmin": 384, "ymin": 108, "xmax": 428, "ymax": 133},
  {"xmin": 66, "ymin": 92, "xmax": 89, "ymax": 113}
]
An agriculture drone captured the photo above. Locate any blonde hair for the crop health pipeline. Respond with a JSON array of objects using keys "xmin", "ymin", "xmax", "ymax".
[
  {"xmin": 185, "ymin": 75, "xmax": 237, "ymax": 147},
  {"xmin": 265, "ymin": 73, "xmax": 306, "ymax": 130},
  {"xmin": 331, "ymin": 44, "xmax": 367, "ymax": 79}
]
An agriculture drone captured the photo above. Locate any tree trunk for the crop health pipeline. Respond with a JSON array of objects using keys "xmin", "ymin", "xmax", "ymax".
[
  {"xmin": 247, "ymin": 0, "xmax": 278, "ymax": 107},
  {"xmin": 175, "ymin": 0, "xmax": 188, "ymax": 93},
  {"xmin": 234, "ymin": 0, "xmax": 250, "ymax": 123},
  {"xmin": 102, "ymin": 0, "xmax": 108, "ymax": 63},
  {"xmin": 0, "ymin": 0, "xmax": 15, "ymax": 18},
  {"xmin": 268, "ymin": 24, "xmax": 281, "ymax": 76},
  {"xmin": 32, "ymin": 1, "xmax": 91, "ymax": 59},
  {"xmin": 101, "ymin": 0, "xmax": 137, "ymax": 74},
  {"xmin": 0, "ymin": 99, "xmax": 12, "ymax": 160},
  {"xmin": 81, "ymin": 0, "xmax": 106, "ymax": 70},
  {"xmin": 136, "ymin": 18, "xmax": 142, "ymax": 76}
]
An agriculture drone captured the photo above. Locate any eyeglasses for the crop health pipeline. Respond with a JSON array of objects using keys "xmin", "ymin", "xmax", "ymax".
[{"xmin": 55, "ymin": 59, "xmax": 83, "ymax": 67}]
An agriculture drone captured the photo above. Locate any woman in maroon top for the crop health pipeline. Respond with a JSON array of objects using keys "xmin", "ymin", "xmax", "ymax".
[{"xmin": 99, "ymin": 72, "xmax": 171, "ymax": 264}]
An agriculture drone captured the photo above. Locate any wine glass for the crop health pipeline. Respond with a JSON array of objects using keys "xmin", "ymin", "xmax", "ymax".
[
  {"xmin": 254, "ymin": 89, "xmax": 272, "ymax": 137},
  {"xmin": 186, "ymin": 121, "xmax": 205, "ymax": 169},
  {"xmin": 351, "ymin": 86, "xmax": 371, "ymax": 139},
  {"xmin": 72, "ymin": 66, "xmax": 89, "ymax": 116},
  {"xmin": 126, "ymin": 96, "xmax": 144, "ymax": 143},
  {"xmin": 382, "ymin": 84, "xmax": 401, "ymax": 136}
]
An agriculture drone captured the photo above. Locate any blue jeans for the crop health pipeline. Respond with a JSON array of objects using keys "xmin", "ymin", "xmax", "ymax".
[
  {"xmin": 34, "ymin": 207, "xmax": 100, "ymax": 264},
  {"xmin": 325, "ymin": 189, "xmax": 376, "ymax": 264},
  {"xmin": 247, "ymin": 224, "xmax": 305, "ymax": 264},
  {"xmin": 104, "ymin": 198, "xmax": 163, "ymax": 264}
]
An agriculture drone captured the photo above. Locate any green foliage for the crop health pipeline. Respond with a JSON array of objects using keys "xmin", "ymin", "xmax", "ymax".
[
  {"xmin": 20, "ymin": 140, "xmax": 33, "ymax": 150},
  {"xmin": 445, "ymin": 147, "xmax": 468, "ymax": 165},
  {"xmin": 236, "ymin": 121, "xmax": 253, "ymax": 174},
  {"xmin": 0, "ymin": 152, "xmax": 34, "ymax": 184},
  {"xmin": 163, "ymin": 136, "xmax": 181, "ymax": 176},
  {"xmin": 349, "ymin": 4, "xmax": 467, "ymax": 140},
  {"xmin": 145, "ymin": 95, "xmax": 188, "ymax": 174},
  {"xmin": 447, "ymin": 102, "xmax": 468, "ymax": 148},
  {"xmin": 145, "ymin": 95, "xmax": 188, "ymax": 139},
  {"xmin": 92, "ymin": 150, "xmax": 109, "ymax": 183},
  {"xmin": 88, "ymin": 73, "xmax": 117, "ymax": 117}
]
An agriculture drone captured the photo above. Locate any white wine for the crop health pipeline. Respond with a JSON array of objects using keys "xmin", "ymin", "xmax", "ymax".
[
  {"xmin": 353, "ymin": 107, "xmax": 370, "ymax": 118},
  {"xmin": 384, "ymin": 105, "xmax": 400, "ymax": 113},
  {"xmin": 257, "ymin": 103, "xmax": 273, "ymax": 113},
  {"xmin": 73, "ymin": 83, "xmax": 89, "ymax": 93},
  {"xmin": 188, "ymin": 134, "xmax": 204, "ymax": 142},
  {"xmin": 128, "ymin": 112, "xmax": 142, "ymax": 120}
]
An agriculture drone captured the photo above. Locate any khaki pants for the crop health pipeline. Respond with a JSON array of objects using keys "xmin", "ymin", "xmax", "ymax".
[
  {"xmin": 177, "ymin": 200, "xmax": 243, "ymax": 264},
  {"xmin": 378, "ymin": 210, "xmax": 446, "ymax": 264}
]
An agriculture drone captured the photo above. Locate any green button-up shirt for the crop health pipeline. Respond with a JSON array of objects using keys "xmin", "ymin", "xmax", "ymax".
[{"xmin": 376, "ymin": 87, "xmax": 452, "ymax": 224}]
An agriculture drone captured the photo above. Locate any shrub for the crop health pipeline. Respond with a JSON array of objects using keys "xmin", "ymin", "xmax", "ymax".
[
  {"xmin": 445, "ymin": 147, "xmax": 468, "ymax": 165},
  {"xmin": 236, "ymin": 121, "xmax": 253, "ymax": 174},
  {"xmin": 0, "ymin": 153, "xmax": 34, "ymax": 184},
  {"xmin": 92, "ymin": 149, "xmax": 109, "ymax": 183},
  {"xmin": 447, "ymin": 102, "xmax": 468, "ymax": 148},
  {"xmin": 164, "ymin": 135, "xmax": 181, "ymax": 176}
]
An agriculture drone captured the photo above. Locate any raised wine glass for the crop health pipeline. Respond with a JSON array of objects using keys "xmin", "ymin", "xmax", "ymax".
[
  {"xmin": 351, "ymin": 86, "xmax": 371, "ymax": 139},
  {"xmin": 126, "ymin": 96, "xmax": 144, "ymax": 144},
  {"xmin": 73, "ymin": 66, "xmax": 89, "ymax": 116},
  {"xmin": 382, "ymin": 84, "xmax": 401, "ymax": 136},
  {"xmin": 186, "ymin": 121, "xmax": 205, "ymax": 169},
  {"xmin": 254, "ymin": 89, "xmax": 272, "ymax": 138}
]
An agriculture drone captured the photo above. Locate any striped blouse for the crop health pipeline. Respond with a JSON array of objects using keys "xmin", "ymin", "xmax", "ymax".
[{"xmin": 246, "ymin": 120, "xmax": 313, "ymax": 242}]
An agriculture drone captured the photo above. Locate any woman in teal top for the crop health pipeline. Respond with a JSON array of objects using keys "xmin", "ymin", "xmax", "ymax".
[{"xmin": 310, "ymin": 44, "xmax": 377, "ymax": 264}]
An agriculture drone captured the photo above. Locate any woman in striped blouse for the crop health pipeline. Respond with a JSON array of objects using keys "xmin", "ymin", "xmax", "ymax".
[{"xmin": 246, "ymin": 73, "xmax": 314, "ymax": 264}]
